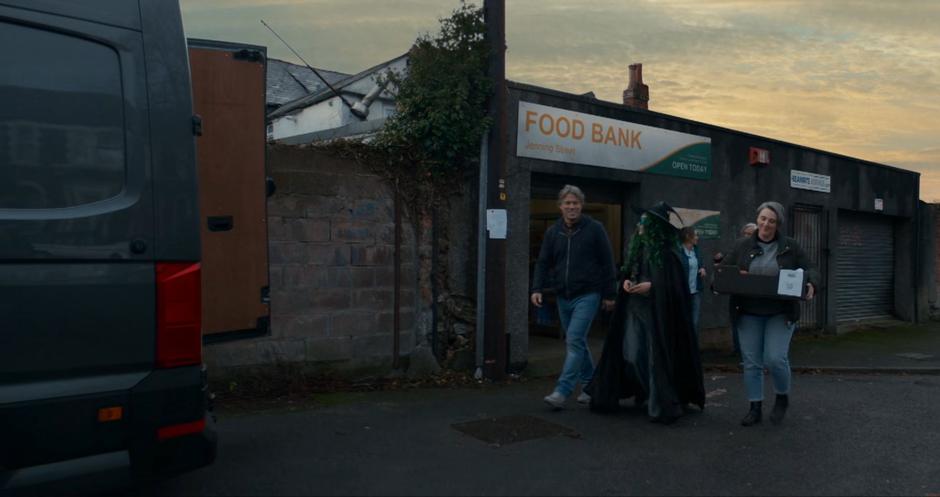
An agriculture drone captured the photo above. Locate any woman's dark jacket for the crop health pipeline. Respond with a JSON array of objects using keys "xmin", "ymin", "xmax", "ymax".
[
  {"xmin": 723, "ymin": 233, "xmax": 819, "ymax": 323},
  {"xmin": 587, "ymin": 243, "xmax": 706, "ymax": 414},
  {"xmin": 531, "ymin": 214, "xmax": 617, "ymax": 301},
  {"xmin": 678, "ymin": 243, "xmax": 705, "ymax": 293}
]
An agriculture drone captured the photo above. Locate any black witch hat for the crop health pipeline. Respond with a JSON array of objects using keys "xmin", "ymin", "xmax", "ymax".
[{"xmin": 632, "ymin": 201, "xmax": 684, "ymax": 231}]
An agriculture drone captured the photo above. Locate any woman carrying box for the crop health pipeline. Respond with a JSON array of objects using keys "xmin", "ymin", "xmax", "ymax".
[{"xmin": 724, "ymin": 202, "xmax": 818, "ymax": 426}]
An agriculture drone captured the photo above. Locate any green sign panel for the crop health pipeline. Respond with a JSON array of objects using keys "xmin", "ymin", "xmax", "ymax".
[{"xmin": 644, "ymin": 143, "xmax": 712, "ymax": 180}]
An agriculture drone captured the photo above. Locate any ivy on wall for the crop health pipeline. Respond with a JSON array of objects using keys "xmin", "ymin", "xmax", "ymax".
[{"xmin": 375, "ymin": 1, "xmax": 492, "ymax": 190}]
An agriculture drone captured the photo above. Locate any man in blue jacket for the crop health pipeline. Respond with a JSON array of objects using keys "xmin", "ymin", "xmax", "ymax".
[{"xmin": 531, "ymin": 185, "xmax": 617, "ymax": 409}]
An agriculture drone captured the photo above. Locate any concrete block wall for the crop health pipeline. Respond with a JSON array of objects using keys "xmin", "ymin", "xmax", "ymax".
[{"xmin": 204, "ymin": 145, "xmax": 419, "ymax": 375}]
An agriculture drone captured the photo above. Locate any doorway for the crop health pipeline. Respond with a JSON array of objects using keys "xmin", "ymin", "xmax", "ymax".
[
  {"xmin": 835, "ymin": 210, "xmax": 895, "ymax": 322},
  {"xmin": 791, "ymin": 205, "xmax": 826, "ymax": 331},
  {"xmin": 528, "ymin": 197, "xmax": 622, "ymax": 339}
]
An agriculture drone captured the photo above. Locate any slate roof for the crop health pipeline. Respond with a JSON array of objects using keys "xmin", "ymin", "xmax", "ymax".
[{"xmin": 266, "ymin": 58, "xmax": 349, "ymax": 109}]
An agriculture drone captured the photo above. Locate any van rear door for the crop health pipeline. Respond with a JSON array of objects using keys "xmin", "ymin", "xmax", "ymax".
[
  {"xmin": 0, "ymin": 2, "xmax": 156, "ymax": 469},
  {"xmin": 188, "ymin": 39, "xmax": 271, "ymax": 340}
]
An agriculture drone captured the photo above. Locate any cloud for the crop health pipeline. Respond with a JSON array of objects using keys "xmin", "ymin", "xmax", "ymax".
[
  {"xmin": 180, "ymin": 0, "xmax": 458, "ymax": 72},
  {"xmin": 181, "ymin": 0, "xmax": 940, "ymax": 199}
]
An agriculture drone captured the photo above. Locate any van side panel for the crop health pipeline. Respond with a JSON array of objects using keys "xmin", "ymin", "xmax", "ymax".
[{"xmin": 140, "ymin": 0, "xmax": 201, "ymax": 261}]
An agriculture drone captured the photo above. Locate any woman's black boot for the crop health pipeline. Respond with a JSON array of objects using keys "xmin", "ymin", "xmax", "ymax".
[
  {"xmin": 770, "ymin": 394, "xmax": 789, "ymax": 425},
  {"xmin": 740, "ymin": 401, "xmax": 762, "ymax": 426}
]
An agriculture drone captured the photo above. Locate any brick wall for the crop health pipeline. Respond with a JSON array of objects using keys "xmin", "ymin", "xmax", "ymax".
[{"xmin": 204, "ymin": 145, "xmax": 420, "ymax": 375}]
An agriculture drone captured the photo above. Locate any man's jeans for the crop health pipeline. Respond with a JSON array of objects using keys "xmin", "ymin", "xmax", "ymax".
[
  {"xmin": 554, "ymin": 292, "xmax": 601, "ymax": 397},
  {"xmin": 737, "ymin": 313, "xmax": 795, "ymax": 401}
]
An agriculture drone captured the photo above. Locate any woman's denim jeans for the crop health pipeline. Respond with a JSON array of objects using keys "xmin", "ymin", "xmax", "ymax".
[
  {"xmin": 737, "ymin": 313, "xmax": 795, "ymax": 401},
  {"xmin": 690, "ymin": 292, "xmax": 702, "ymax": 338},
  {"xmin": 554, "ymin": 292, "xmax": 601, "ymax": 397}
]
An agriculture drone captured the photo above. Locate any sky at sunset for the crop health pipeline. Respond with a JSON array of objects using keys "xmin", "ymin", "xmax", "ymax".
[{"xmin": 180, "ymin": 0, "xmax": 940, "ymax": 200}]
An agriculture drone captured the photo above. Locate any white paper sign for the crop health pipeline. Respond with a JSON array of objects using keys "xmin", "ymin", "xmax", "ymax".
[
  {"xmin": 777, "ymin": 269, "xmax": 804, "ymax": 297},
  {"xmin": 486, "ymin": 209, "xmax": 507, "ymax": 239}
]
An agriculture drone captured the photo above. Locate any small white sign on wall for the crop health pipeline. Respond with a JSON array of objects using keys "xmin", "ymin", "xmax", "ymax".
[
  {"xmin": 790, "ymin": 170, "xmax": 831, "ymax": 193},
  {"xmin": 486, "ymin": 209, "xmax": 507, "ymax": 239},
  {"xmin": 875, "ymin": 198, "xmax": 884, "ymax": 211}
]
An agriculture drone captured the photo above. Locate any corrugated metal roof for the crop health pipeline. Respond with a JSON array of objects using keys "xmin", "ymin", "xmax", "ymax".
[{"xmin": 266, "ymin": 58, "xmax": 349, "ymax": 108}]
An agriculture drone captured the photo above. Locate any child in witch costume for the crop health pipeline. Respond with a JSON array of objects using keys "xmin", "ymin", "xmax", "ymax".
[{"xmin": 585, "ymin": 201, "xmax": 706, "ymax": 424}]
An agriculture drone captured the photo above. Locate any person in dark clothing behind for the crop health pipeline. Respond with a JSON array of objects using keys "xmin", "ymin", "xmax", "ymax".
[
  {"xmin": 724, "ymin": 202, "xmax": 817, "ymax": 426},
  {"xmin": 531, "ymin": 185, "xmax": 617, "ymax": 409},
  {"xmin": 586, "ymin": 201, "xmax": 705, "ymax": 424}
]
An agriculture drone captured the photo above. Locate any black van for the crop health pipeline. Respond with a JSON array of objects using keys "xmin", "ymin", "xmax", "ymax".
[{"xmin": 0, "ymin": 0, "xmax": 215, "ymax": 494}]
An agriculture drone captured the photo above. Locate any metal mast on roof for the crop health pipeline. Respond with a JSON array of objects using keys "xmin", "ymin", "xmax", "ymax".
[{"xmin": 261, "ymin": 19, "xmax": 357, "ymax": 113}]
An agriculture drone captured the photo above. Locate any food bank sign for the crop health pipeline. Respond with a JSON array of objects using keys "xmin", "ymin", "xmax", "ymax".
[{"xmin": 516, "ymin": 101, "xmax": 711, "ymax": 180}]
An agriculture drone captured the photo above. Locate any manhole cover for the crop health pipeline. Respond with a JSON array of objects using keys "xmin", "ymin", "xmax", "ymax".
[
  {"xmin": 452, "ymin": 415, "xmax": 580, "ymax": 445},
  {"xmin": 895, "ymin": 352, "xmax": 935, "ymax": 361}
]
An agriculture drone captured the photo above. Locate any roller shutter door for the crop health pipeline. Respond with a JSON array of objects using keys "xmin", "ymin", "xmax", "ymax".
[{"xmin": 835, "ymin": 211, "xmax": 894, "ymax": 321}]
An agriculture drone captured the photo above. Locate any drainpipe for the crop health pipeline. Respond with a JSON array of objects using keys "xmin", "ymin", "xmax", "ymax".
[
  {"xmin": 431, "ymin": 203, "xmax": 440, "ymax": 359},
  {"xmin": 393, "ymin": 180, "xmax": 401, "ymax": 369},
  {"xmin": 474, "ymin": 135, "xmax": 488, "ymax": 380}
]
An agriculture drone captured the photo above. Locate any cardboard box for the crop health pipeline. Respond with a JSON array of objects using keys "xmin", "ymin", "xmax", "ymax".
[{"xmin": 712, "ymin": 265, "xmax": 805, "ymax": 300}]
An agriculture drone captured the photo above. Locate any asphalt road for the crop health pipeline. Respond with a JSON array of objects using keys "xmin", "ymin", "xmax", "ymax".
[{"xmin": 139, "ymin": 373, "xmax": 940, "ymax": 496}]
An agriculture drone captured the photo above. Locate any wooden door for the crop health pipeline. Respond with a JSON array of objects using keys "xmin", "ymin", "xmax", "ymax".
[{"xmin": 189, "ymin": 40, "xmax": 270, "ymax": 338}]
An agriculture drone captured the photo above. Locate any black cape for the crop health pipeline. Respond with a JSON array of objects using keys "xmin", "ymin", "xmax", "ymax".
[{"xmin": 585, "ymin": 244, "xmax": 706, "ymax": 416}]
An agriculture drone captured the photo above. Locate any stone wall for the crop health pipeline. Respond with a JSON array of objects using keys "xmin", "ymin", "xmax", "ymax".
[{"xmin": 204, "ymin": 145, "xmax": 421, "ymax": 377}]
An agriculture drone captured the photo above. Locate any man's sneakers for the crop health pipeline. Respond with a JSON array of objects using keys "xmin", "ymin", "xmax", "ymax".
[
  {"xmin": 544, "ymin": 391, "xmax": 591, "ymax": 409},
  {"xmin": 543, "ymin": 391, "xmax": 566, "ymax": 409}
]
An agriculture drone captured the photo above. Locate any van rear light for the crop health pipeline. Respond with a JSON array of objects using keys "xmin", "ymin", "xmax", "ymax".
[
  {"xmin": 156, "ymin": 262, "xmax": 202, "ymax": 368},
  {"xmin": 157, "ymin": 418, "xmax": 206, "ymax": 441}
]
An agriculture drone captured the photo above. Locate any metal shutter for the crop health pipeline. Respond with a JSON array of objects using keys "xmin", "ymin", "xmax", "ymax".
[
  {"xmin": 835, "ymin": 211, "xmax": 894, "ymax": 321},
  {"xmin": 792, "ymin": 207, "xmax": 824, "ymax": 330}
]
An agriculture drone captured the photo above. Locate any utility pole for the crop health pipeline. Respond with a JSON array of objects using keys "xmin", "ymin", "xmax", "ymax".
[{"xmin": 483, "ymin": 0, "xmax": 507, "ymax": 380}]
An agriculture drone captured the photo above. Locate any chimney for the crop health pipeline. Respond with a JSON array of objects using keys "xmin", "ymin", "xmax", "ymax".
[{"xmin": 623, "ymin": 63, "xmax": 649, "ymax": 110}]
